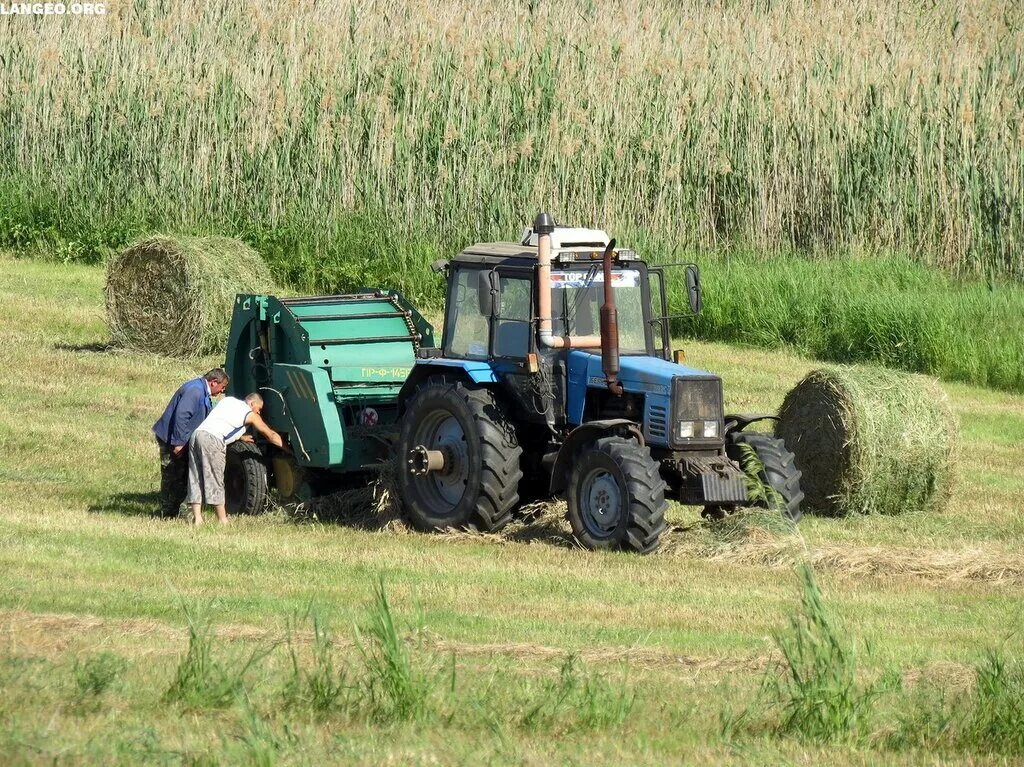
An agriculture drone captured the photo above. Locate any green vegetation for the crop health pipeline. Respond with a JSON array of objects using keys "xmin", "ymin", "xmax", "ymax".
[
  {"xmin": 966, "ymin": 650, "xmax": 1024, "ymax": 754},
  {"xmin": 691, "ymin": 255, "xmax": 1024, "ymax": 392},
  {"xmin": 762, "ymin": 564, "xmax": 884, "ymax": 742},
  {"xmin": 282, "ymin": 607, "xmax": 353, "ymax": 716},
  {"xmin": 725, "ymin": 564, "xmax": 894, "ymax": 743},
  {"xmin": 4, "ymin": 567, "xmax": 1023, "ymax": 763},
  {"xmin": 356, "ymin": 580, "xmax": 433, "ymax": 722},
  {"xmin": 4, "ymin": 0, "xmax": 1021, "ymax": 275},
  {"xmin": 72, "ymin": 652, "xmax": 128, "ymax": 703},
  {"xmin": 4, "ymin": 1, "xmax": 1023, "ymax": 751},
  {"xmin": 2, "ymin": 255, "xmax": 1024, "ymax": 763},
  {"xmin": 907, "ymin": 648, "xmax": 1024, "ymax": 756},
  {"xmin": 727, "ymin": 563, "xmax": 1024, "ymax": 754},
  {"xmin": 2, "ymin": 0, "xmax": 1023, "ymax": 388},
  {"xmin": 163, "ymin": 603, "xmax": 271, "ymax": 710}
]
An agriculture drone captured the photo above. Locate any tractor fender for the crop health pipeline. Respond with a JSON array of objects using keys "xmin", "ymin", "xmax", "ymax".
[
  {"xmin": 548, "ymin": 419, "xmax": 645, "ymax": 495},
  {"xmin": 724, "ymin": 413, "xmax": 779, "ymax": 437},
  {"xmin": 398, "ymin": 360, "xmax": 499, "ymax": 410}
]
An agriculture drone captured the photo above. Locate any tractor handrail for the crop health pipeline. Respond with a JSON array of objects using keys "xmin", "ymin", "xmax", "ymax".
[
  {"xmin": 312, "ymin": 334, "xmax": 423, "ymax": 345},
  {"xmin": 294, "ymin": 310, "xmax": 411, "ymax": 322},
  {"xmin": 281, "ymin": 293, "xmax": 385, "ymax": 306}
]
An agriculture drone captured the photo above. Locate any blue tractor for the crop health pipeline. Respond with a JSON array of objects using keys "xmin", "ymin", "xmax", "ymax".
[{"xmin": 394, "ymin": 212, "xmax": 804, "ymax": 553}]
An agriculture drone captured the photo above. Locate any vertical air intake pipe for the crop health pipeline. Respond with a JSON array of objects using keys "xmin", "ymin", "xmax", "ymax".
[
  {"xmin": 534, "ymin": 211, "xmax": 621, "ymax": 394},
  {"xmin": 535, "ymin": 211, "xmax": 602, "ymax": 350},
  {"xmin": 599, "ymin": 239, "xmax": 622, "ymax": 395}
]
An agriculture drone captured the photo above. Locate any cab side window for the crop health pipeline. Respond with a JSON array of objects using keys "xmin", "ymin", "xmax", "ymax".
[
  {"xmin": 447, "ymin": 268, "xmax": 489, "ymax": 359},
  {"xmin": 493, "ymin": 275, "xmax": 531, "ymax": 359}
]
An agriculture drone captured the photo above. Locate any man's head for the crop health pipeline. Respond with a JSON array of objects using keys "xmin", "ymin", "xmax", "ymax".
[
  {"xmin": 244, "ymin": 392, "xmax": 264, "ymax": 415},
  {"xmin": 204, "ymin": 368, "xmax": 229, "ymax": 396}
]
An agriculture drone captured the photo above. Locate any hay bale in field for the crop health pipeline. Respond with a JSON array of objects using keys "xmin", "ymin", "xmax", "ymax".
[
  {"xmin": 776, "ymin": 365, "xmax": 958, "ymax": 516},
  {"xmin": 104, "ymin": 235, "xmax": 276, "ymax": 357}
]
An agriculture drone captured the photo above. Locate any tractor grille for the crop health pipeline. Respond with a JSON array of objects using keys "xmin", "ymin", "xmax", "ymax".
[{"xmin": 645, "ymin": 403, "xmax": 668, "ymax": 441}]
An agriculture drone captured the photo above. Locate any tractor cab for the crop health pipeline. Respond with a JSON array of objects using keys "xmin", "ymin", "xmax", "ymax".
[
  {"xmin": 441, "ymin": 241, "xmax": 661, "ymax": 362},
  {"xmin": 418, "ymin": 222, "xmax": 697, "ymax": 430}
]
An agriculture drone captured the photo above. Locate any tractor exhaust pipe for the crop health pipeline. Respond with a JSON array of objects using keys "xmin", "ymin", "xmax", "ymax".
[
  {"xmin": 536, "ymin": 212, "xmax": 602, "ymax": 350},
  {"xmin": 599, "ymin": 239, "xmax": 623, "ymax": 395}
]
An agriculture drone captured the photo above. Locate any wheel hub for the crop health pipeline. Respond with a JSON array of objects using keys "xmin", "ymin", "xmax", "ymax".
[
  {"xmin": 417, "ymin": 414, "xmax": 468, "ymax": 509},
  {"xmin": 582, "ymin": 469, "xmax": 622, "ymax": 536}
]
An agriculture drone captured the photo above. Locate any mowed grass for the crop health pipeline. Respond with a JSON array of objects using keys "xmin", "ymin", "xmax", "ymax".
[{"xmin": 1, "ymin": 254, "xmax": 1023, "ymax": 764}]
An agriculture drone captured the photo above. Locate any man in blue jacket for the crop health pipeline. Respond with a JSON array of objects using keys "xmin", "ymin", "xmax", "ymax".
[{"xmin": 152, "ymin": 368, "xmax": 229, "ymax": 517}]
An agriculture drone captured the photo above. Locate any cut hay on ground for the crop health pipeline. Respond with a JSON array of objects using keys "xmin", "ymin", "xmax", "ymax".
[
  {"xmin": 776, "ymin": 365, "xmax": 958, "ymax": 516},
  {"xmin": 0, "ymin": 608, "xmax": 760, "ymax": 674},
  {"xmin": 658, "ymin": 510, "xmax": 1024, "ymax": 585},
  {"xmin": 105, "ymin": 235, "xmax": 276, "ymax": 357},
  {"xmin": 664, "ymin": 531, "xmax": 1024, "ymax": 586},
  {"xmin": 291, "ymin": 462, "xmax": 580, "ymax": 547},
  {"xmin": 291, "ymin": 481, "xmax": 1024, "ymax": 586},
  {"xmin": 292, "ymin": 460, "xmax": 407, "ymax": 532}
]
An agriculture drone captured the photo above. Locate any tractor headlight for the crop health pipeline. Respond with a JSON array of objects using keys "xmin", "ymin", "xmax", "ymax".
[{"xmin": 672, "ymin": 377, "xmax": 724, "ymax": 444}]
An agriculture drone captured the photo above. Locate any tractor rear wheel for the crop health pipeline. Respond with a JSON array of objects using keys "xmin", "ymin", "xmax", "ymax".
[
  {"xmin": 225, "ymin": 440, "xmax": 269, "ymax": 515},
  {"xmin": 397, "ymin": 377, "xmax": 523, "ymax": 533},
  {"xmin": 726, "ymin": 432, "xmax": 803, "ymax": 522},
  {"xmin": 566, "ymin": 437, "xmax": 668, "ymax": 554}
]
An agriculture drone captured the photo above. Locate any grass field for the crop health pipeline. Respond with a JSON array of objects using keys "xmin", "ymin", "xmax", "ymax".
[
  {"xmin": 692, "ymin": 254, "xmax": 1024, "ymax": 392},
  {"xmin": 2, "ymin": 254, "xmax": 1023, "ymax": 764}
]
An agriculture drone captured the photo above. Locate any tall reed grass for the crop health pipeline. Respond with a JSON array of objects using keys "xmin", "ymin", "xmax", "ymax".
[
  {"xmin": 1, "ymin": 0, "xmax": 1021, "ymax": 388},
  {"xmin": 0, "ymin": 0, "xmax": 1021, "ymax": 282}
]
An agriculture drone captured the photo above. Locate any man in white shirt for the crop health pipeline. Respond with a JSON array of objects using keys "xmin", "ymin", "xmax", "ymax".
[{"xmin": 186, "ymin": 392, "xmax": 286, "ymax": 524}]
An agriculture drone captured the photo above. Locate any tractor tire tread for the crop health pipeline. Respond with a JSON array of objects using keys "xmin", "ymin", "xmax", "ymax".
[
  {"xmin": 727, "ymin": 432, "xmax": 804, "ymax": 521},
  {"xmin": 398, "ymin": 376, "xmax": 523, "ymax": 534},
  {"xmin": 568, "ymin": 436, "xmax": 668, "ymax": 554}
]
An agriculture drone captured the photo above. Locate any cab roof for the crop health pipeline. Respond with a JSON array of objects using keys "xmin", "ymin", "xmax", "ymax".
[
  {"xmin": 454, "ymin": 241, "xmax": 638, "ymax": 268},
  {"xmin": 453, "ymin": 225, "xmax": 617, "ymax": 267}
]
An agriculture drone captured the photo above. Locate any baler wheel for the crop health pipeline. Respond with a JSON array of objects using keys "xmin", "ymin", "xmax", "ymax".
[
  {"xmin": 566, "ymin": 437, "xmax": 668, "ymax": 554},
  {"xmin": 725, "ymin": 432, "xmax": 803, "ymax": 522},
  {"xmin": 271, "ymin": 453, "xmax": 313, "ymax": 506},
  {"xmin": 398, "ymin": 377, "xmax": 523, "ymax": 533},
  {"xmin": 225, "ymin": 440, "xmax": 269, "ymax": 515}
]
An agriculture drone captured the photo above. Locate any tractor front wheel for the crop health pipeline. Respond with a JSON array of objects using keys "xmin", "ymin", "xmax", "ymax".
[
  {"xmin": 397, "ymin": 377, "xmax": 523, "ymax": 533},
  {"xmin": 726, "ymin": 432, "xmax": 804, "ymax": 522},
  {"xmin": 566, "ymin": 437, "xmax": 668, "ymax": 554}
]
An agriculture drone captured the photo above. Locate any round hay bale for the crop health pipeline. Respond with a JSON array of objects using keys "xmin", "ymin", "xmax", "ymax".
[
  {"xmin": 776, "ymin": 365, "xmax": 958, "ymax": 516},
  {"xmin": 104, "ymin": 235, "xmax": 276, "ymax": 357}
]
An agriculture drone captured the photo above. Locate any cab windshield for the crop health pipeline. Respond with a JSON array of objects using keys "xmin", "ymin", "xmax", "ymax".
[{"xmin": 551, "ymin": 266, "xmax": 650, "ymax": 354}]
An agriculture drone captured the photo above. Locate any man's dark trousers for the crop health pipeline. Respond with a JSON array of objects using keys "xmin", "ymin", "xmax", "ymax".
[{"xmin": 157, "ymin": 439, "xmax": 188, "ymax": 518}]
